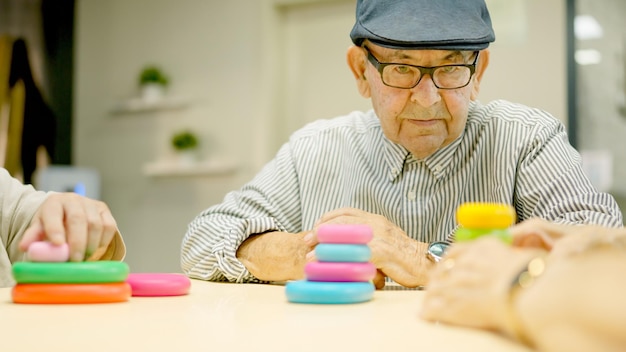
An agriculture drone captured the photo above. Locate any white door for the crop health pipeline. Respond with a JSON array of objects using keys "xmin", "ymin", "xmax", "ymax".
[{"xmin": 272, "ymin": 0, "xmax": 372, "ymax": 152}]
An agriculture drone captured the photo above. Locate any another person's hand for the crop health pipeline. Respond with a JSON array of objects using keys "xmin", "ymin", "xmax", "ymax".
[
  {"xmin": 304, "ymin": 207, "xmax": 424, "ymax": 288},
  {"xmin": 511, "ymin": 218, "xmax": 626, "ymax": 260},
  {"xmin": 509, "ymin": 218, "xmax": 568, "ymax": 250},
  {"xmin": 18, "ymin": 192, "xmax": 119, "ymax": 262},
  {"xmin": 421, "ymin": 237, "xmax": 546, "ymax": 336}
]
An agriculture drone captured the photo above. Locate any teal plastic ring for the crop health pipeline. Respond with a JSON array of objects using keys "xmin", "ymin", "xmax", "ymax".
[
  {"xmin": 315, "ymin": 244, "xmax": 371, "ymax": 262},
  {"xmin": 12, "ymin": 261, "xmax": 130, "ymax": 284},
  {"xmin": 285, "ymin": 280, "xmax": 374, "ymax": 304}
]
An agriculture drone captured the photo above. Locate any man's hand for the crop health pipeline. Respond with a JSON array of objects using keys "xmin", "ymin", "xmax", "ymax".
[
  {"xmin": 304, "ymin": 207, "xmax": 431, "ymax": 288},
  {"xmin": 237, "ymin": 231, "xmax": 314, "ymax": 282},
  {"xmin": 18, "ymin": 192, "xmax": 118, "ymax": 262}
]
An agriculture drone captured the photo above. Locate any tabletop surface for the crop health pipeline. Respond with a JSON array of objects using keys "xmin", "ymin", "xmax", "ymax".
[{"xmin": 1, "ymin": 280, "xmax": 530, "ymax": 352}]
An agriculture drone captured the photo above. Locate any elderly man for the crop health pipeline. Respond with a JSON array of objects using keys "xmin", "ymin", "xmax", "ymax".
[{"xmin": 181, "ymin": 0, "xmax": 622, "ymax": 288}]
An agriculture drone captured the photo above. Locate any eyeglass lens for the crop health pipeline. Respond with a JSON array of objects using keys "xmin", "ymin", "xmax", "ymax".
[{"xmin": 382, "ymin": 64, "xmax": 472, "ymax": 89}]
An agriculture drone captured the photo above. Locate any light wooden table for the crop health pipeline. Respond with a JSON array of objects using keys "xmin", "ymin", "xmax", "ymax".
[{"xmin": 0, "ymin": 280, "xmax": 530, "ymax": 352}]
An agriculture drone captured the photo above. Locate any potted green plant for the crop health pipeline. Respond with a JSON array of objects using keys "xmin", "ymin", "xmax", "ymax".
[
  {"xmin": 171, "ymin": 130, "xmax": 199, "ymax": 165},
  {"xmin": 139, "ymin": 65, "xmax": 169, "ymax": 102}
]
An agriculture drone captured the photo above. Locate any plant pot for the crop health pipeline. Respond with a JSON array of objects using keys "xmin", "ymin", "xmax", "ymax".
[
  {"xmin": 141, "ymin": 83, "xmax": 165, "ymax": 103},
  {"xmin": 176, "ymin": 149, "xmax": 198, "ymax": 166}
]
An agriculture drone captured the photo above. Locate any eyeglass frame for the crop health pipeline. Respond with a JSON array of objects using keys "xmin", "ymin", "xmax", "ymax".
[{"xmin": 363, "ymin": 46, "xmax": 479, "ymax": 90}]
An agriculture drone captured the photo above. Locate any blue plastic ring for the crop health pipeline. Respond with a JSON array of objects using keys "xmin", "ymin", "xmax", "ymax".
[
  {"xmin": 285, "ymin": 280, "xmax": 374, "ymax": 304},
  {"xmin": 315, "ymin": 244, "xmax": 371, "ymax": 262}
]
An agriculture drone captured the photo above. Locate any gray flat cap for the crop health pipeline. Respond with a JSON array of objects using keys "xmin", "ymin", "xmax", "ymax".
[{"xmin": 350, "ymin": 0, "xmax": 496, "ymax": 50}]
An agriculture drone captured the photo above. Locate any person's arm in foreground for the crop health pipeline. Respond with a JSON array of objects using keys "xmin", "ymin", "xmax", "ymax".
[{"xmin": 421, "ymin": 232, "xmax": 626, "ymax": 352}]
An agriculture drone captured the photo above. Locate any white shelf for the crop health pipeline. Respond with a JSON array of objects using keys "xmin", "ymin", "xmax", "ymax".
[
  {"xmin": 111, "ymin": 96, "xmax": 189, "ymax": 114},
  {"xmin": 143, "ymin": 159, "xmax": 238, "ymax": 177}
]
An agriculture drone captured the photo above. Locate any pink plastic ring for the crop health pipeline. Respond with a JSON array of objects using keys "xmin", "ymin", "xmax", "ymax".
[
  {"xmin": 126, "ymin": 273, "xmax": 191, "ymax": 297},
  {"xmin": 305, "ymin": 262, "xmax": 376, "ymax": 282},
  {"xmin": 27, "ymin": 242, "xmax": 70, "ymax": 262},
  {"xmin": 316, "ymin": 224, "xmax": 373, "ymax": 244}
]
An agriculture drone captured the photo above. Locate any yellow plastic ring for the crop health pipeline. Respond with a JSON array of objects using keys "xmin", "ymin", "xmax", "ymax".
[{"xmin": 456, "ymin": 202, "xmax": 516, "ymax": 229}]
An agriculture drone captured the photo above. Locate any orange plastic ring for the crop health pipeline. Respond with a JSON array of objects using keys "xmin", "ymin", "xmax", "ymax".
[
  {"xmin": 456, "ymin": 202, "xmax": 516, "ymax": 229},
  {"xmin": 12, "ymin": 282, "xmax": 131, "ymax": 304}
]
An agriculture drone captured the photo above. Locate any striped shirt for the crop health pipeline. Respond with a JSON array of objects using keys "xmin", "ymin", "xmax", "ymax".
[{"xmin": 181, "ymin": 99, "xmax": 623, "ymax": 283}]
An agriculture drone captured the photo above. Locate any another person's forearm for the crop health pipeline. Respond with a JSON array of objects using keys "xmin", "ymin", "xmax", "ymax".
[
  {"xmin": 511, "ymin": 247, "xmax": 626, "ymax": 351},
  {"xmin": 1, "ymin": 169, "xmax": 47, "ymax": 262},
  {"xmin": 237, "ymin": 231, "xmax": 310, "ymax": 282}
]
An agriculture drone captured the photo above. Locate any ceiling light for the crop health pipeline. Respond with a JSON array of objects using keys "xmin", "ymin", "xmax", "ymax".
[
  {"xmin": 575, "ymin": 49, "xmax": 602, "ymax": 65},
  {"xmin": 575, "ymin": 15, "xmax": 603, "ymax": 40}
]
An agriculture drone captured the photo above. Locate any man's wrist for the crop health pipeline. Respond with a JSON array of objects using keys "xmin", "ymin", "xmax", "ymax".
[
  {"xmin": 377, "ymin": 238, "xmax": 431, "ymax": 288},
  {"xmin": 426, "ymin": 241, "xmax": 450, "ymax": 263},
  {"xmin": 408, "ymin": 240, "xmax": 434, "ymax": 287}
]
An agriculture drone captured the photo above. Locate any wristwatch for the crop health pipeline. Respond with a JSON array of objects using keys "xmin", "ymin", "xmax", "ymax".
[{"xmin": 426, "ymin": 241, "xmax": 450, "ymax": 263}]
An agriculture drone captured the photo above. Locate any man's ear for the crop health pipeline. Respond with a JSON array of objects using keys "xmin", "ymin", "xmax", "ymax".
[
  {"xmin": 347, "ymin": 45, "xmax": 371, "ymax": 98},
  {"xmin": 470, "ymin": 49, "xmax": 490, "ymax": 100}
]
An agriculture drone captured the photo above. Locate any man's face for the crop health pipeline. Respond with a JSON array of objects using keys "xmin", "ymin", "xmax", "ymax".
[{"xmin": 358, "ymin": 44, "xmax": 486, "ymax": 159}]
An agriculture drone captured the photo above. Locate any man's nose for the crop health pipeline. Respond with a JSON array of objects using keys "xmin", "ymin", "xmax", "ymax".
[{"xmin": 409, "ymin": 75, "xmax": 441, "ymax": 107}]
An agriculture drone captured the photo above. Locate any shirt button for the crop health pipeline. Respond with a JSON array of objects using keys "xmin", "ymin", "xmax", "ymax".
[
  {"xmin": 408, "ymin": 191, "xmax": 416, "ymax": 201},
  {"xmin": 433, "ymin": 165, "xmax": 442, "ymax": 173},
  {"xmin": 391, "ymin": 167, "xmax": 399, "ymax": 175}
]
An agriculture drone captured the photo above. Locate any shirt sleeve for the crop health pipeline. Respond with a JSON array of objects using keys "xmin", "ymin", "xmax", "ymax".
[
  {"xmin": 180, "ymin": 142, "xmax": 304, "ymax": 283},
  {"xmin": 0, "ymin": 168, "xmax": 48, "ymax": 263},
  {"xmin": 514, "ymin": 119, "xmax": 623, "ymax": 227}
]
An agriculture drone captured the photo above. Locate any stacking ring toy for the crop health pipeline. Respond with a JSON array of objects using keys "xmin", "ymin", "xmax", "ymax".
[
  {"xmin": 286, "ymin": 280, "xmax": 374, "ymax": 304},
  {"xmin": 315, "ymin": 244, "xmax": 371, "ymax": 262},
  {"xmin": 12, "ymin": 261, "xmax": 129, "ymax": 284},
  {"xmin": 126, "ymin": 273, "xmax": 191, "ymax": 297},
  {"xmin": 305, "ymin": 262, "xmax": 376, "ymax": 282},
  {"xmin": 12, "ymin": 283, "xmax": 131, "ymax": 304},
  {"xmin": 317, "ymin": 224, "xmax": 373, "ymax": 244},
  {"xmin": 455, "ymin": 228, "xmax": 512, "ymax": 244},
  {"xmin": 455, "ymin": 202, "xmax": 516, "ymax": 229},
  {"xmin": 27, "ymin": 242, "xmax": 69, "ymax": 262}
]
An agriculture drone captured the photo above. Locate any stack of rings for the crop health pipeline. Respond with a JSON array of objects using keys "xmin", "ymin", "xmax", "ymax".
[
  {"xmin": 455, "ymin": 202, "xmax": 516, "ymax": 243},
  {"xmin": 286, "ymin": 224, "xmax": 375, "ymax": 304},
  {"xmin": 12, "ymin": 241, "xmax": 131, "ymax": 304}
]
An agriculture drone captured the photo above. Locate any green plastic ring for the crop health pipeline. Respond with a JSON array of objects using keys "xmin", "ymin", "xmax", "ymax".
[
  {"xmin": 12, "ymin": 261, "xmax": 130, "ymax": 284},
  {"xmin": 455, "ymin": 227, "xmax": 512, "ymax": 244}
]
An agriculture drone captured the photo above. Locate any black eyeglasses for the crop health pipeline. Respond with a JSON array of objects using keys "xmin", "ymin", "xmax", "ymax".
[{"xmin": 363, "ymin": 47, "xmax": 479, "ymax": 90}]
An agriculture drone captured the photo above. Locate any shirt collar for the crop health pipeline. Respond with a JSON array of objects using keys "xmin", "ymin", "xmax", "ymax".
[
  {"xmin": 383, "ymin": 137, "xmax": 410, "ymax": 181},
  {"xmin": 382, "ymin": 121, "xmax": 469, "ymax": 182}
]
